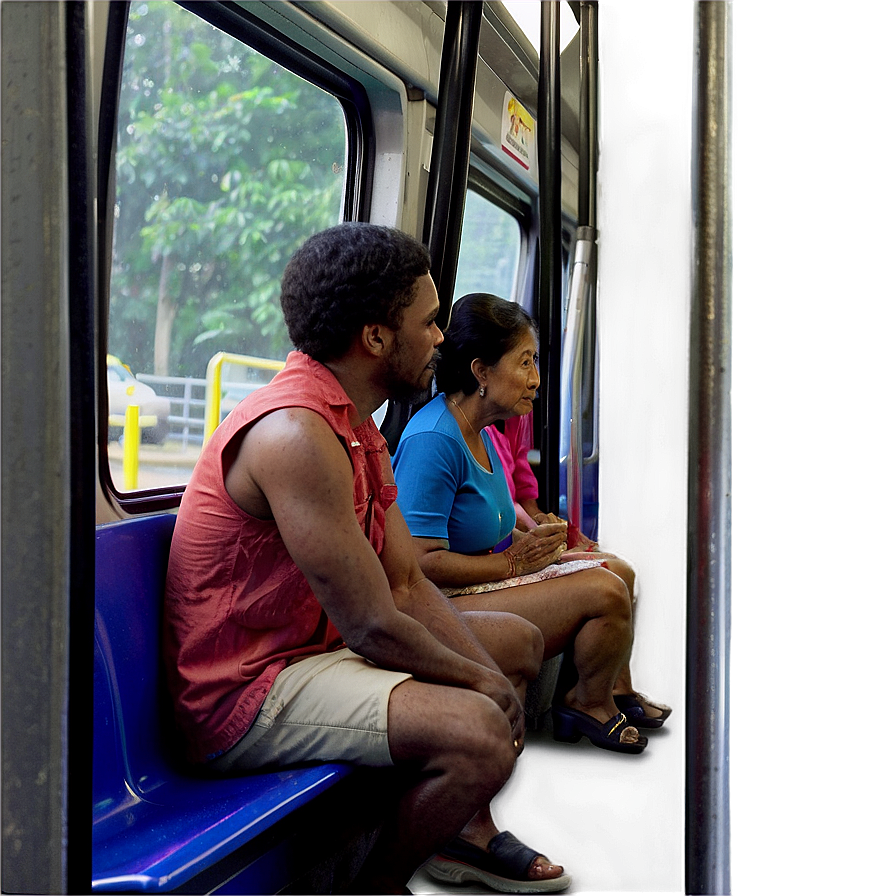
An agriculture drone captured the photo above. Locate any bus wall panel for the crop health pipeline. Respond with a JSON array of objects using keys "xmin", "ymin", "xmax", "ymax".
[{"xmin": 730, "ymin": 6, "xmax": 895, "ymax": 892}]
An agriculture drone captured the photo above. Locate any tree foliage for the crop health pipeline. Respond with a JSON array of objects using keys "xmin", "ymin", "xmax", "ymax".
[{"xmin": 109, "ymin": 2, "xmax": 347, "ymax": 376}]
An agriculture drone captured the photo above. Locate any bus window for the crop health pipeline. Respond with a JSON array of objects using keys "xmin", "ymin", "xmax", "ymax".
[
  {"xmin": 453, "ymin": 189, "xmax": 522, "ymax": 302},
  {"xmin": 106, "ymin": 1, "xmax": 348, "ymax": 495}
]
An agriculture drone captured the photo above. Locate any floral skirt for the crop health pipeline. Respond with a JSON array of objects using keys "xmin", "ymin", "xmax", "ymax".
[{"xmin": 441, "ymin": 556, "xmax": 608, "ymax": 598}]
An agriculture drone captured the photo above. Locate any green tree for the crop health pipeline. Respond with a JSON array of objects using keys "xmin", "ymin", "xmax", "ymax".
[{"xmin": 109, "ymin": 2, "xmax": 347, "ymax": 377}]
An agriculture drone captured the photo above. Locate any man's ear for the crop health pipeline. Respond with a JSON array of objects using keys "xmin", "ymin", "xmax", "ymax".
[{"xmin": 361, "ymin": 322, "xmax": 391, "ymax": 358}]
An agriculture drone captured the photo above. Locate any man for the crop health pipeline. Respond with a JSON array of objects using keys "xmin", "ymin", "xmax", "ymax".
[{"xmin": 164, "ymin": 224, "xmax": 567, "ymax": 894}]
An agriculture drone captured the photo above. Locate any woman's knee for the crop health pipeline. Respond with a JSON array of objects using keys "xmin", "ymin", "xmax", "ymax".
[
  {"xmin": 605, "ymin": 558, "xmax": 636, "ymax": 600},
  {"xmin": 571, "ymin": 567, "xmax": 632, "ymax": 621},
  {"xmin": 506, "ymin": 614, "xmax": 544, "ymax": 681},
  {"xmin": 461, "ymin": 610, "xmax": 544, "ymax": 681}
]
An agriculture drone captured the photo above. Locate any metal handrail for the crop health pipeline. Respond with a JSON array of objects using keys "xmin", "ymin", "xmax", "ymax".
[
  {"xmin": 203, "ymin": 352, "xmax": 285, "ymax": 444},
  {"xmin": 559, "ymin": 227, "xmax": 596, "ymax": 531},
  {"xmin": 558, "ymin": 2, "xmax": 600, "ymax": 529}
]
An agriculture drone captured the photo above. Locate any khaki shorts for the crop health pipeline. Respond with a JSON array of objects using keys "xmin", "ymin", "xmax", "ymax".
[{"xmin": 208, "ymin": 647, "xmax": 412, "ymax": 773}]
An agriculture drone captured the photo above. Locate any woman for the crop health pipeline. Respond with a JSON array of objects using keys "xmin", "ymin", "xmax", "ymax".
[
  {"xmin": 487, "ymin": 412, "xmax": 671, "ymax": 728},
  {"xmin": 393, "ymin": 293, "xmax": 667, "ymax": 748}
]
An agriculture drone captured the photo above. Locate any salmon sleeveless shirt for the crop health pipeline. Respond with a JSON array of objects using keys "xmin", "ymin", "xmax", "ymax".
[{"xmin": 164, "ymin": 351, "xmax": 397, "ymax": 763}]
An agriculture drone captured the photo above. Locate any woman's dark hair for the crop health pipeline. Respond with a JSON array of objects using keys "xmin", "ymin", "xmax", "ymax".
[
  {"xmin": 280, "ymin": 223, "xmax": 431, "ymax": 360},
  {"xmin": 437, "ymin": 293, "xmax": 537, "ymax": 395}
]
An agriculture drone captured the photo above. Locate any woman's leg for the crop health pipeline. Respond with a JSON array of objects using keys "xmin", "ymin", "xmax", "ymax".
[
  {"xmin": 599, "ymin": 557, "xmax": 669, "ymax": 722},
  {"xmin": 450, "ymin": 567, "xmax": 633, "ymax": 728},
  {"xmin": 601, "ymin": 555, "xmax": 638, "ymax": 695}
]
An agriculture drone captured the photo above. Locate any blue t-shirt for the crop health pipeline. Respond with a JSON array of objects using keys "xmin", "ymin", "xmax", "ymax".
[{"xmin": 393, "ymin": 394, "xmax": 515, "ymax": 554}]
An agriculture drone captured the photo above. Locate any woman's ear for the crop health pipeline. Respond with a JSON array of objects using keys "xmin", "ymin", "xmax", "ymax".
[{"xmin": 470, "ymin": 357, "xmax": 489, "ymax": 390}]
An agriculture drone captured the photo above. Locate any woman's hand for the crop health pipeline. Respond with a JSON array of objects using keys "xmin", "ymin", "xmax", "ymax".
[
  {"xmin": 504, "ymin": 521, "xmax": 567, "ymax": 576},
  {"xmin": 534, "ymin": 512, "xmax": 603, "ymax": 552},
  {"xmin": 532, "ymin": 511, "xmax": 565, "ymax": 529},
  {"xmin": 558, "ymin": 551, "xmax": 609, "ymax": 566}
]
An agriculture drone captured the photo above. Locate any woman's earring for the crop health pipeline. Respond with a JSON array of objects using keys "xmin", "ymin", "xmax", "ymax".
[{"xmin": 479, "ymin": 385, "xmax": 486, "ymax": 398}]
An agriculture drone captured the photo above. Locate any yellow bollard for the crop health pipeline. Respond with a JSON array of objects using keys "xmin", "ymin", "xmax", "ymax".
[{"xmin": 123, "ymin": 402, "xmax": 140, "ymax": 490}]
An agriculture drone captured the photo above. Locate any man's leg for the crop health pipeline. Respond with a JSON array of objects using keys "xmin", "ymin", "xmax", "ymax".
[
  {"xmin": 350, "ymin": 680, "xmax": 517, "ymax": 894},
  {"xmin": 450, "ymin": 611, "xmax": 567, "ymax": 883}
]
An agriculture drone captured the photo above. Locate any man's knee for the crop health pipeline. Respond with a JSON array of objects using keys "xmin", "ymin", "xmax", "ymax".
[
  {"xmin": 441, "ymin": 692, "xmax": 517, "ymax": 788},
  {"xmin": 389, "ymin": 682, "xmax": 515, "ymax": 785}
]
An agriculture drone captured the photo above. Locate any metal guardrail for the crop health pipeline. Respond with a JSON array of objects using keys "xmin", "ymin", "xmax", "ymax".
[
  {"xmin": 136, "ymin": 359, "xmax": 287, "ymax": 452},
  {"xmin": 136, "ymin": 373, "xmax": 207, "ymax": 450},
  {"xmin": 111, "ymin": 359, "xmax": 283, "ymax": 491}
]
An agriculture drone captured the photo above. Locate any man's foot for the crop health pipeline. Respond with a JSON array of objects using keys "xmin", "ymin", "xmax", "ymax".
[{"xmin": 426, "ymin": 832, "xmax": 571, "ymax": 893}]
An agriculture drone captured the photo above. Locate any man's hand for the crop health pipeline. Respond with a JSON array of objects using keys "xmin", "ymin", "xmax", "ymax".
[{"xmin": 473, "ymin": 667, "xmax": 526, "ymax": 754}]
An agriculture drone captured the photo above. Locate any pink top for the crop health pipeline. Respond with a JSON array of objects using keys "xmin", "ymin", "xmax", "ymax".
[
  {"xmin": 164, "ymin": 352, "xmax": 397, "ymax": 763},
  {"xmin": 486, "ymin": 412, "xmax": 539, "ymax": 503}
]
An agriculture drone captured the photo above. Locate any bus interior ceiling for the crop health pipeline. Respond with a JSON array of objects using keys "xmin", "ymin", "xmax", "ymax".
[{"xmin": 0, "ymin": 0, "xmax": 896, "ymax": 894}]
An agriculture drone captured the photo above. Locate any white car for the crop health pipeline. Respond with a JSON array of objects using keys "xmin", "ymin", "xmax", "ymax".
[{"xmin": 107, "ymin": 355, "xmax": 171, "ymax": 444}]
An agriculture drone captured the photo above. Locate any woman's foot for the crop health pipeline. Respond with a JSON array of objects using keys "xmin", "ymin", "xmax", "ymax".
[
  {"xmin": 559, "ymin": 690, "xmax": 643, "ymax": 745},
  {"xmin": 613, "ymin": 692, "xmax": 672, "ymax": 728},
  {"xmin": 552, "ymin": 703, "xmax": 647, "ymax": 753}
]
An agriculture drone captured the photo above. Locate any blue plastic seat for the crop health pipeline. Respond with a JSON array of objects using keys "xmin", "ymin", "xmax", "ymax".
[{"xmin": 93, "ymin": 514, "xmax": 354, "ymax": 892}]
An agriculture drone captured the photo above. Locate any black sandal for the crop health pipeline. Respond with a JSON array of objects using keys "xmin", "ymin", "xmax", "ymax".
[
  {"xmin": 614, "ymin": 692, "xmax": 672, "ymax": 729},
  {"xmin": 426, "ymin": 831, "xmax": 571, "ymax": 893},
  {"xmin": 551, "ymin": 707, "xmax": 648, "ymax": 753}
]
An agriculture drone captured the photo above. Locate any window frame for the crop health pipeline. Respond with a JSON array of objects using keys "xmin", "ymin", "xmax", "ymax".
[
  {"xmin": 462, "ymin": 164, "xmax": 532, "ymax": 306},
  {"xmin": 97, "ymin": 0, "xmax": 372, "ymax": 511}
]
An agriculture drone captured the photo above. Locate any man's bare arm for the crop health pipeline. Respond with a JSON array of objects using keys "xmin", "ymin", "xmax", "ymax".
[
  {"xmin": 237, "ymin": 408, "xmax": 516, "ymax": 708},
  {"xmin": 381, "ymin": 504, "xmax": 502, "ymax": 667}
]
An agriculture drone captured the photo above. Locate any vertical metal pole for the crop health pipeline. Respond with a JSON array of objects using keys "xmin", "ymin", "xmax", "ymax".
[
  {"xmin": 559, "ymin": 1, "xmax": 599, "ymax": 533},
  {"xmin": 537, "ymin": 1, "xmax": 562, "ymax": 514},
  {"xmin": 423, "ymin": 0, "xmax": 482, "ymax": 326},
  {"xmin": 686, "ymin": 2, "xmax": 732, "ymax": 893},
  {"xmin": 67, "ymin": 2, "xmax": 99, "ymax": 889},
  {"xmin": 381, "ymin": 1, "xmax": 482, "ymax": 452},
  {"xmin": 578, "ymin": 2, "xmax": 598, "ymax": 231}
]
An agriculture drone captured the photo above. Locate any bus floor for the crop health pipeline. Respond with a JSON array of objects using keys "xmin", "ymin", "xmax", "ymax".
[{"xmin": 409, "ymin": 715, "xmax": 683, "ymax": 895}]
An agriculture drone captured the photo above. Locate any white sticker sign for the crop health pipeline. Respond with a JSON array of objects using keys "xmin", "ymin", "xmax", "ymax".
[{"xmin": 501, "ymin": 92, "xmax": 535, "ymax": 171}]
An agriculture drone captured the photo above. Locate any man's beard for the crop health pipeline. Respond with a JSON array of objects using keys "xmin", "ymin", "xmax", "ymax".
[{"xmin": 382, "ymin": 347, "xmax": 440, "ymax": 403}]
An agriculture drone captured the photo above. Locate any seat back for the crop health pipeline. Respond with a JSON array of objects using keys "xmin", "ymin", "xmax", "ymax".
[{"xmin": 94, "ymin": 514, "xmax": 178, "ymax": 802}]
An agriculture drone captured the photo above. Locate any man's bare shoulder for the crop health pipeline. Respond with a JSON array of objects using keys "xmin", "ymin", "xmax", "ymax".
[{"xmin": 225, "ymin": 407, "xmax": 351, "ymax": 519}]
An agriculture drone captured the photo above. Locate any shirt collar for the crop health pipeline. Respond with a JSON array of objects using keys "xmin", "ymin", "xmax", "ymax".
[{"xmin": 289, "ymin": 351, "xmax": 355, "ymax": 413}]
